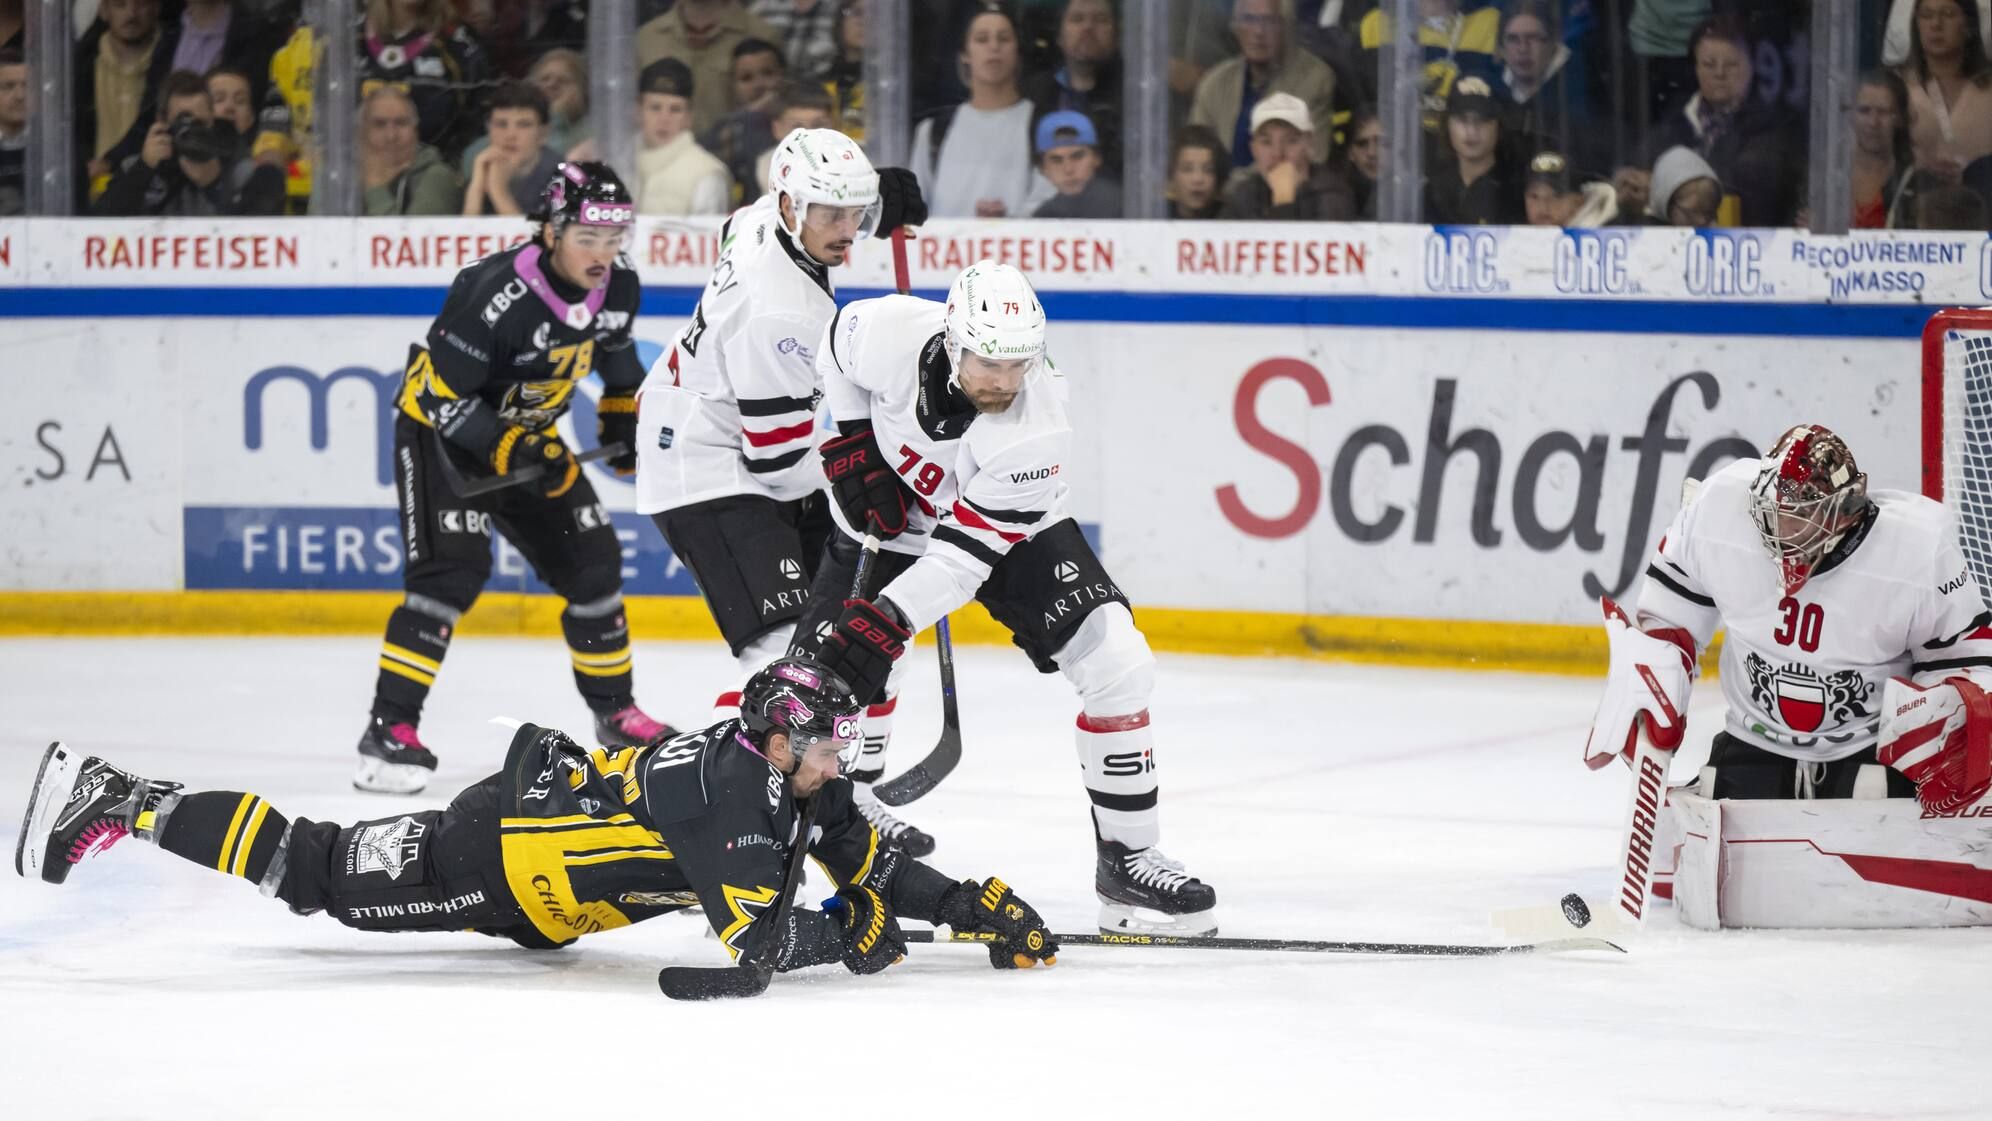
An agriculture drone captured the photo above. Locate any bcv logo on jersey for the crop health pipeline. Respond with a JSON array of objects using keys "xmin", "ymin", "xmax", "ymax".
[
  {"xmin": 1553, "ymin": 230, "xmax": 1638, "ymax": 295},
  {"xmin": 1422, "ymin": 229, "xmax": 1509, "ymax": 294}
]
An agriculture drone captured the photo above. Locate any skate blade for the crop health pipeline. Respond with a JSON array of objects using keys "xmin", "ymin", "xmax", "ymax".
[
  {"xmin": 1098, "ymin": 900, "xmax": 1219, "ymax": 937},
  {"xmin": 17, "ymin": 742, "xmax": 79, "ymax": 884},
  {"xmin": 353, "ymin": 756, "xmax": 433, "ymax": 795}
]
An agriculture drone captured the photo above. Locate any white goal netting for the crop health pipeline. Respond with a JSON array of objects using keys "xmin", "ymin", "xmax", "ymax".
[{"xmin": 1937, "ymin": 313, "xmax": 1992, "ymax": 598}]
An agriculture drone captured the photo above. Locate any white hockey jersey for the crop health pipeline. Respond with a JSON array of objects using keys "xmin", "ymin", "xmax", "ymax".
[
  {"xmin": 817, "ymin": 294, "xmax": 1072, "ymax": 634},
  {"xmin": 1638, "ymin": 458, "xmax": 1992, "ymax": 762},
  {"xmin": 634, "ymin": 195, "xmax": 836, "ymax": 513}
]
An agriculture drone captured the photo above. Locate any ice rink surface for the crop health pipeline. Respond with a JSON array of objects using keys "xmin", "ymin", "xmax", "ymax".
[{"xmin": 3, "ymin": 635, "xmax": 1988, "ymax": 1120}]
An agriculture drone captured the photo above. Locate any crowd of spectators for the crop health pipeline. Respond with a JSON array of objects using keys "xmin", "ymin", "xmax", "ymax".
[{"xmin": 2, "ymin": 0, "xmax": 1986, "ymax": 227}]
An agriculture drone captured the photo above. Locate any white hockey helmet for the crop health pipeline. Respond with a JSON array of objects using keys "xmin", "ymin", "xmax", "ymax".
[
  {"xmin": 768, "ymin": 127, "xmax": 882, "ymax": 241},
  {"xmin": 944, "ymin": 261, "xmax": 1046, "ymax": 377}
]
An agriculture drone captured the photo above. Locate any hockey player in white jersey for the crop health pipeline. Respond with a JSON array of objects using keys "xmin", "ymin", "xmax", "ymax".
[
  {"xmin": 633, "ymin": 129, "xmax": 924, "ymax": 773},
  {"xmin": 802, "ymin": 261, "xmax": 1219, "ymax": 935},
  {"xmin": 1587, "ymin": 423, "xmax": 1992, "ymax": 813}
]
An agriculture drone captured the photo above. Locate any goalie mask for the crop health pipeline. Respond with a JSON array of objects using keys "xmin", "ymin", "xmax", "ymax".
[
  {"xmin": 739, "ymin": 657, "xmax": 863, "ymax": 771},
  {"xmin": 1748, "ymin": 424, "xmax": 1869, "ymax": 596}
]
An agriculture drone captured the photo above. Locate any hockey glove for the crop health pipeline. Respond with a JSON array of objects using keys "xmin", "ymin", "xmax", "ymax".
[
  {"xmin": 489, "ymin": 427, "xmax": 580, "ymax": 498},
  {"xmin": 873, "ymin": 167, "xmax": 928, "ymax": 238},
  {"xmin": 1584, "ymin": 596, "xmax": 1696, "ymax": 769},
  {"xmin": 824, "ymin": 885, "xmax": 907, "ymax": 975},
  {"xmin": 817, "ymin": 597, "xmax": 909, "ymax": 705},
  {"xmin": 821, "ymin": 428, "xmax": 912, "ymax": 539},
  {"xmin": 935, "ymin": 876, "xmax": 1058, "ymax": 969},
  {"xmin": 1879, "ymin": 675, "xmax": 1992, "ymax": 814},
  {"xmin": 596, "ymin": 390, "xmax": 639, "ymax": 476}
]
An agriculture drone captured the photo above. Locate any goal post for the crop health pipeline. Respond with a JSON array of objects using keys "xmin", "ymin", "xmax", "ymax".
[{"xmin": 1922, "ymin": 307, "xmax": 1992, "ymax": 597}]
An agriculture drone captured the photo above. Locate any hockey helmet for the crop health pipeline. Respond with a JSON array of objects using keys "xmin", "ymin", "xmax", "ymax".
[
  {"xmin": 532, "ymin": 160, "xmax": 636, "ymax": 240},
  {"xmin": 1748, "ymin": 424, "xmax": 1870, "ymax": 596},
  {"xmin": 739, "ymin": 656, "xmax": 863, "ymax": 768},
  {"xmin": 944, "ymin": 260, "xmax": 1046, "ymax": 380},
  {"xmin": 768, "ymin": 128, "xmax": 881, "ymax": 241}
]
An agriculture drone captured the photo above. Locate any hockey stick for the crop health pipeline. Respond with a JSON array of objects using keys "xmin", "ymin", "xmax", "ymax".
[
  {"xmin": 872, "ymin": 227, "xmax": 965, "ymax": 808},
  {"xmin": 429, "ymin": 428, "xmax": 630, "ymax": 499},
  {"xmin": 657, "ymin": 533, "xmax": 884, "ymax": 1001},
  {"xmin": 903, "ymin": 929, "xmax": 1625, "ymax": 957}
]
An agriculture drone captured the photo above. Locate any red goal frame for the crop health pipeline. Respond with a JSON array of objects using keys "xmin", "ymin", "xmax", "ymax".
[{"xmin": 1922, "ymin": 307, "xmax": 1992, "ymax": 503}]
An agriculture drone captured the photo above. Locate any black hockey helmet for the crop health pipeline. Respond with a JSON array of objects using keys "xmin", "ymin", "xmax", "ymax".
[
  {"xmin": 531, "ymin": 160, "xmax": 636, "ymax": 238},
  {"xmin": 740, "ymin": 657, "xmax": 863, "ymax": 766}
]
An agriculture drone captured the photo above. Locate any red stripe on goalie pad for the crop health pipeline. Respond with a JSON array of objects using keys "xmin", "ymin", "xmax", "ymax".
[{"xmin": 1833, "ymin": 852, "xmax": 1992, "ymax": 905}]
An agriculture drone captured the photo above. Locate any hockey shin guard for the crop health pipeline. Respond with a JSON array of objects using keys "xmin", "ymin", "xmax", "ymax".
[
  {"xmin": 564, "ymin": 594, "xmax": 635, "ymax": 713},
  {"xmin": 1076, "ymin": 712, "xmax": 1160, "ymax": 850},
  {"xmin": 149, "ymin": 791, "xmax": 289, "ymax": 888},
  {"xmin": 372, "ymin": 597, "xmax": 458, "ymax": 724}
]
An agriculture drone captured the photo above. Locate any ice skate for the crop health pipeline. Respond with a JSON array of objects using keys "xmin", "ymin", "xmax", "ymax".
[
  {"xmin": 354, "ymin": 716, "xmax": 438, "ymax": 794},
  {"xmin": 16, "ymin": 742, "xmax": 179, "ymax": 885},
  {"xmin": 595, "ymin": 704, "xmax": 678, "ymax": 748},
  {"xmin": 1096, "ymin": 840, "xmax": 1218, "ymax": 936},
  {"xmin": 851, "ymin": 780, "xmax": 936, "ymax": 857}
]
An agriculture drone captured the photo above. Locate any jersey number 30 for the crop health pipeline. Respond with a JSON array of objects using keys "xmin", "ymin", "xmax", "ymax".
[{"xmin": 1772, "ymin": 597, "xmax": 1824, "ymax": 652}]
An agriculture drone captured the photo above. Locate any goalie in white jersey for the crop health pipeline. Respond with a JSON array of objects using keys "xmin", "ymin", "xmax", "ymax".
[
  {"xmin": 1587, "ymin": 424, "xmax": 1992, "ymax": 814},
  {"xmin": 799, "ymin": 261, "xmax": 1218, "ymax": 936},
  {"xmin": 633, "ymin": 130, "xmax": 923, "ymax": 735}
]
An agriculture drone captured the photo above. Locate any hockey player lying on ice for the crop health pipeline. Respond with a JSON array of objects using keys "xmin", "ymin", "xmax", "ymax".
[
  {"xmin": 16, "ymin": 656, "xmax": 1059, "ymax": 976},
  {"xmin": 1587, "ymin": 423, "xmax": 1992, "ymax": 927}
]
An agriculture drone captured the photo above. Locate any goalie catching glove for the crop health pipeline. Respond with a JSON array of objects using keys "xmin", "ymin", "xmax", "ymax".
[
  {"xmin": 1584, "ymin": 596, "xmax": 1697, "ymax": 770},
  {"xmin": 934, "ymin": 876, "xmax": 1058, "ymax": 969},
  {"xmin": 1878, "ymin": 675, "xmax": 1992, "ymax": 814}
]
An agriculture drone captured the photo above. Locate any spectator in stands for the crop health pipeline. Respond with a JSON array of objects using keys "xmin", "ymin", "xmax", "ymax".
[
  {"xmin": 455, "ymin": 0, "xmax": 589, "ymax": 79},
  {"xmin": 1646, "ymin": 16, "xmax": 1803, "ymax": 226},
  {"xmin": 1219, "ymin": 91, "xmax": 1355, "ymax": 220},
  {"xmin": 752, "ymin": 0, "xmax": 840, "ymax": 83},
  {"xmin": 1031, "ymin": 109, "xmax": 1121, "ymax": 217},
  {"xmin": 360, "ymin": 0, "xmax": 492, "ymax": 161},
  {"xmin": 461, "ymin": 79, "xmax": 562, "ymax": 216},
  {"xmin": 1912, "ymin": 180, "xmax": 1991, "ymax": 226},
  {"xmin": 1331, "ymin": 105, "xmax": 1382, "ymax": 218},
  {"xmin": 95, "ymin": 67, "xmax": 283, "ymax": 216},
  {"xmin": 77, "ymin": 0, "xmax": 167, "ymax": 190},
  {"xmin": 1885, "ymin": 0, "xmax": 1992, "ymax": 67},
  {"xmin": 1523, "ymin": 149, "xmax": 1616, "ymax": 226},
  {"xmin": 1194, "ymin": 0, "xmax": 1336, "ymax": 167},
  {"xmin": 0, "ymin": 1, "xmax": 17, "ymax": 54},
  {"xmin": 1023, "ymin": 0, "xmax": 1123, "ymax": 170},
  {"xmin": 363, "ymin": 83, "xmax": 460, "ymax": 216},
  {"xmin": 205, "ymin": 65, "xmax": 255, "ymax": 140},
  {"xmin": 1359, "ymin": 0, "xmax": 1499, "ymax": 134},
  {"xmin": 752, "ymin": 81, "xmax": 836, "ymax": 192},
  {"xmin": 909, "ymin": 5, "xmax": 1044, "ymax": 218},
  {"xmin": 1628, "ymin": 0, "xmax": 1706, "ymax": 128},
  {"xmin": 637, "ymin": 0, "xmax": 780, "ymax": 135},
  {"xmin": 1645, "ymin": 144, "xmax": 1722, "ymax": 226},
  {"xmin": 1167, "ymin": 124, "xmax": 1230, "ymax": 219},
  {"xmin": 1425, "ymin": 76, "xmax": 1524, "ymax": 224},
  {"xmin": 1854, "ymin": 68, "xmax": 1917, "ymax": 228},
  {"xmin": 824, "ymin": 0, "xmax": 866, "ymax": 139},
  {"xmin": 1497, "ymin": 0, "xmax": 1595, "ymax": 165},
  {"xmin": 0, "ymin": 49, "xmax": 23, "ymax": 216},
  {"xmin": 635, "ymin": 58, "xmax": 732, "ymax": 215},
  {"xmin": 529, "ymin": 49, "xmax": 592, "ymax": 158},
  {"xmin": 702, "ymin": 38, "xmax": 787, "ymax": 197},
  {"xmin": 1900, "ymin": 0, "xmax": 1992, "ymax": 177}
]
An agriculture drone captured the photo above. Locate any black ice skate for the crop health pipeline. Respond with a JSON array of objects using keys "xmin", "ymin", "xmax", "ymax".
[
  {"xmin": 1096, "ymin": 840, "xmax": 1218, "ymax": 936},
  {"xmin": 594, "ymin": 704, "xmax": 677, "ymax": 748},
  {"xmin": 851, "ymin": 780, "xmax": 936, "ymax": 857},
  {"xmin": 16, "ymin": 742, "xmax": 179, "ymax": 885},
  {"xmin": 354, "ymin": 716, "xmax": 439, "ymax": 794}
]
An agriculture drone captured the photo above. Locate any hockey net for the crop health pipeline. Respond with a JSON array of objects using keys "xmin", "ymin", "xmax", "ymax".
[{"xmin": 1926, "ymin": 307, "xmax": 1992, "ymax": 598}]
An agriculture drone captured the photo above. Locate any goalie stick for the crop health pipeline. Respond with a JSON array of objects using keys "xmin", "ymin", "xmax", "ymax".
[
  {"xmin": 872, "ymin": 226, "xmax": 965, "ymax": 808},
  {"xmin": 904, "ymin": 929, "xmax": 1624, "ymax": 957},
  {"xmin": 657, "ymin": 533, "xmax": 883, "ymax": 1001}
]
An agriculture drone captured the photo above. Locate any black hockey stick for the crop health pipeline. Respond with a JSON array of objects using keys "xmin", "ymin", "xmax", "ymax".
[
  {"xmin": 429, "ymin": 428, "xmax": 630, "ymax": 499},
  {"xmin": 871, "ymin": 227, "xmax": 964, "ymax": 808},
  {"xmin": 903, "ymin": 929, "xmax": 1626, "ymax": 957},
  {"xmin": 657, "ymin": 534, "xmax": 883, "ymax": 1000}
]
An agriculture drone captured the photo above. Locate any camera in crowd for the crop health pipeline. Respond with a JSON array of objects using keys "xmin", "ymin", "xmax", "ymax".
[{"xmin": 168, "ymin": 113, "xmax": 230, "ymax": 164}]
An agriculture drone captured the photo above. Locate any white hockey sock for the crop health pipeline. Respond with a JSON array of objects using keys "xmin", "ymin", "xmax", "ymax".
[
  {"xmin": 851, "ymin": 695, "xmax": 898, "ymax": 782},
  {"xmin": 1076, "ymin": 711, "xmax": 1159, "ymax": 850}
]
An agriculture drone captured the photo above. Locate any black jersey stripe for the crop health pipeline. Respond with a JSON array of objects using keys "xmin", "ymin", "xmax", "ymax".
[
  {"xmin": 1911, "ymin": 655, "xmax": 1992, "ymax": 674},
  {"xmin": 934, "ymin": 525, "xmax": 1005, "ymax": 568},
  {"xmin": 1645, "ymin": 564, "xmax": 1715, "ymax": 607},
  {"xmin": 745, "ymin": 448, "xmax": 809, "ymax": 473},
  {"xmin": 1923, "ymin": 610, "xmax": 1992, "ymax": 650},
  {"xmin": 738, "ymin": 394, "xmax": 817, "ymax": 417},
  {"xmin": 963, "ymin": 497, "xmax": 1046, "ymax": 526}
]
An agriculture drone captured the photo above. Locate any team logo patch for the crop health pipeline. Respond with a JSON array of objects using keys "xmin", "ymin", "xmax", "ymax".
[
  {"xmin": 657, "ymin": 426, "xmax": 675, "ymax": 450},
  {"xmin": 564, "ymin": 305, "xmax": 592, "ymax": 330},
  {"xmin": 531, "ymin": 323, "xmax": 552, "ymax": 350},
  {"xmin": 780, "ymin": 557, "xmax": 802, "ymax": 581},
  {"xmin": 1054, "ymin": 561, "xmax": 1080, "ymax": 584},
  {"xmin": 350, "ymin": 816, "xmax": 425, "ymax": 881},
  {"xmin": 1744, "ymin": 654, "xmax": 1874, "ymax": 735},
  {"xmin": 574, "ymin": 503, "xmax": 610, "ymax": 531}
]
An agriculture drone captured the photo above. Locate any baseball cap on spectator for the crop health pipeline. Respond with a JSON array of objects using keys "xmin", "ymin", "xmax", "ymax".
[
  {"xmin": 1445, "ymin": 76, "xmax": 1500, "ymax": 119},
  {"xmin": 1526, "ymin": 150, "xmax": 1574, "ymax": 193},
  {"xmin": 639, "ymin": 58, "xmax": 695, "ymax": 99},
  {"xmin": 1249, "ymin": 92, "xmax": 1312, "ymax": 135},
  {"xmin": 1035, "ymin": 109, "xmax": 1099, "ymax": 154}
]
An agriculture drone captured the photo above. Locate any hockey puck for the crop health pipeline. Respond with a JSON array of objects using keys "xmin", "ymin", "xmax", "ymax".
[{"xmin": 1560, "ymin": 893, "xmax": 1592, "ymax": 928}]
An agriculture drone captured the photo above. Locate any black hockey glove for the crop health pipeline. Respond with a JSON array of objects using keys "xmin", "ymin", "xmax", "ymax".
[
  {"xmin": 873, "ymin": 167, "xmax": 928, "ymax": 238},
  {"xmin": 817, "ymin": 597, "xmax": 909, "ymax": 705},
  {"xmin": 596, "ymin": 389, "xmax": 639, "ymax": 476},
  {"xmin": 936, "ymin": 876, "xmax": 1058, "ymax": 970},
  {"xmin": 826, "ymin": 884, "xmax": 907, "ymax": 975},
  {"xmin": 489, "ymin": 426, "xmax": 579, "ymax": 498},
  {"xmin": 820, "ymin": 428, "xmax": 912, "ymax": 539}
]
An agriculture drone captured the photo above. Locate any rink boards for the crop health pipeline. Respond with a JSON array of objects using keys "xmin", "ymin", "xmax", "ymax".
[{"xmin": 0, "ymin": 217, "xmax": 1964, "ymax": 668}]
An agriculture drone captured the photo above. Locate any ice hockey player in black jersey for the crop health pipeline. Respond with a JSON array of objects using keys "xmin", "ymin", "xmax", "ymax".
[
  {"xmin": 16, "ymin": 656, "xmax": 1059, "ymax": 976},
  {"xmin": 357, "ymin": 161, "xmax": 677, "ymax": 796}
]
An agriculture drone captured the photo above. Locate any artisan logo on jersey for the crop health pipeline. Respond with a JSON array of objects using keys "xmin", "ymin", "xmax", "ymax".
[
  {"xmin": 347, "ymin": 815, "xmax": 426, "ymax": 881},
  {"xmin": 1744, "ymin": 653, "xmax": 1874, "ymax": 734}
]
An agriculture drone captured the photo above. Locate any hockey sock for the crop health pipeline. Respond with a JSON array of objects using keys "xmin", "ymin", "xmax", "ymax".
[
  {"xmin": 372, "ymin": 598, "xmax": 458, "ymax": 723},
  {"xmin": 1076, "ymin": 711, "xmax": 1160, "ymax": 850},
  {"xmin": 564, "ymin": 594, "xmax": 635, "ymax": 713},
  {"xmin": 149, "ymin": 791, "xmax": 289, "ymax": 886},
  {"xmin": 847, "ymin": 695, "xmax": 898, "ymax": 784}
]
